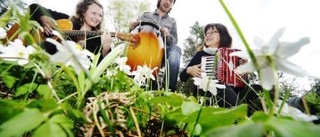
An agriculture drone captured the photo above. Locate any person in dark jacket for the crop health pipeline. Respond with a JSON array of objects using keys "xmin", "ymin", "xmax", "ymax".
[
  {"xmin": 29, "ymin": 0, "xmax": 112, "ymax": 62},
  {"xmin": 179, "ymin": 23, "xmax": 239, "ymax": 108},
  {"xmin": 180, "ymin": 23, "xmax": 272, "ymax": 114}
]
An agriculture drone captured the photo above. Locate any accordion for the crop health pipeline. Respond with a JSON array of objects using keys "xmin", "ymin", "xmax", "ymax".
[{"xmin": 201, "ymin": 48, "xmax": 246, "ymax": 88}]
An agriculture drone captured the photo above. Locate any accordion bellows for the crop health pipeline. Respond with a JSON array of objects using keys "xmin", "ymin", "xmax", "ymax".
[{"xmin": 201, "ymin": 48, "xmax": 247, "ymax": 88}]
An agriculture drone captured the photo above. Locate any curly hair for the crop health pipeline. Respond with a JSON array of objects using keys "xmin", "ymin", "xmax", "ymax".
[{"xmin": 71, "ymin": 0, "xmax": 104, "ymax": 30}]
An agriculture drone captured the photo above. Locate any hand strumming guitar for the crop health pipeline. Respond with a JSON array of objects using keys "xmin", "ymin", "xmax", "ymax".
[
  {"xmin": 101, "ymin": 32, "xmax": 112, "ymax": 57},
  {"xmin": 39, "ymin": 15, "xmax": 57, "ymax": 36}
]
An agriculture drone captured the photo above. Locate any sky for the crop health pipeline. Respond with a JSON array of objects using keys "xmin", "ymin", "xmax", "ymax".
[{"xmin": 22, "ymin": 0, "xmax": 320, "ymax": 90}]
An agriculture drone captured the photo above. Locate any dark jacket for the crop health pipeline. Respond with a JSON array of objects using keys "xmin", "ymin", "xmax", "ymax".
[
  {"xmin": 180, "ymin": 51, "xmax": 212, "ymax": 82},
  {"xmin": 179, "ymin": 50, "xmax": 239, "ymax": 108}
]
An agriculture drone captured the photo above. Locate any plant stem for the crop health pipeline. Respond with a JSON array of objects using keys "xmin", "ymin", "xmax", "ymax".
[{"xmin": 130, "ymin": 107, "xmax": 142, "ymax": 137}]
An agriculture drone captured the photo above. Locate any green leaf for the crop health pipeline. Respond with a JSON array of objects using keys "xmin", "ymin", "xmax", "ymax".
[
  {"xmin": 1, "ymin": 74, "xmax": 16, "ymax": 88},
  {"xmin": 26, "ymin": 99, "xmax": 58, "ymax": 112},
  {"xmin": 181, "ymin": 101, "xmax": 201, "ymax": 115},
  {"xmin": 33, "ymin": 121, "xmax": 67, "ymax": 137},
  {"xmin": 0, "ymin": 99, "xmax": 24, "ymax": 124},
  {"xmin": 267, "ymin": 117, "xmax": 320, "ymax": 137},
  {"xmin": 0, "ymin": 108, "xmax": 46, "ymax": 137},
  {"xmin": 33, "ymin": 114, "xmax": 74, "ymax": 137},
  {"xmin": 203, "ymin": 121, "xmax": 264, "ymax": 137},
  {"xmin": 48, "ymin": 115, "xmax": 74, "ymax": 137},
  {"xmin": 185, "ymin": 105, "xmax": 247, "ymax": 134},
  {"xmin": 60, "ymin": 103, "xmax": 85, "ymax": 121},
  {"xmin": 151, "ymin": 93, "xmax": 184, "ymax": 107},
  {"xmin": 37, "ymin": 84, "xmax": 52, "ymax": 98},
  {"xmin": 90, "ymin": 44, "xmax": 124, "ymax": 83},
  {"xmin": 14, "ymin": 83, "xmax": 38, "ymax": 97}
]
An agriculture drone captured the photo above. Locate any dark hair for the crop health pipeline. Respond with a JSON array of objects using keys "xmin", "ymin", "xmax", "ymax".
[
  {"xmin": 71, "ymin": 0, "xmax": 104, "ymax": 30},
  {"xmin": 156, "ymin": 0, "xmax": 176, "ymax": 13},
  {"xmin": 204, "ymin": 23, "xmax": 232, "ymax": 48}
]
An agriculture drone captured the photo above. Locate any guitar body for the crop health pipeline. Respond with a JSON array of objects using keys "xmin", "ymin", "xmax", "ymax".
[
  {"xmin": 126, "ymin": 21, "xmax": 164, "ymax": 76},
  {"xmin": 1, "ymin": 23, "xmax": 21, "ymax": 44},
  {"xmin": 32, "ymin": 19, "xmax": 74, "ymax": 43},
  {"xmin": 2, "ymin": 19, "xmax": 74, "ymax": 45}
]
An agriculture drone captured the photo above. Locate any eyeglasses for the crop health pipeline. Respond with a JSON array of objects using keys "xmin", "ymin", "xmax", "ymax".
[{"xmin": 205, "ymin": 31, "xmax": 219, "ymax": 36}]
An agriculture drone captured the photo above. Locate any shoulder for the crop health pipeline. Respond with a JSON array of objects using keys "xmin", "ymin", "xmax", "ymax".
[
  {"xmin": 28, "ymin": 3, "xmax": 42, "ymax": 10},
  {"xmin": 71, "ymin": 21, "xmax": 81, "ymax": 30},
  {"xmin": 141, "ymin": 11, "xmax": 154, "ymax": 16},
  {"xmin": 194, "ymin": 51, "xmax": 208, "ymax": 56}
]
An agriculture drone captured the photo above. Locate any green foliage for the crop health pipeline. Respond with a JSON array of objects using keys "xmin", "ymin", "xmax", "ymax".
[
  {"xmin": 0, "ymin": 108, "xmax": 46, "ymax": 137},
  {"xmin": 0, "ymin": 99, "xmax": 83, "ymax": 137},
  {"xmin": 107, "ymin": 0, "xmax": 150, "ymax": 32},
  {"xmin": 181, "ymin": 21, "xmax": 205, "ymax": 65},
  {"xmin": 1, "ymin": 0, "xmax": 320, "ymax": 136}
]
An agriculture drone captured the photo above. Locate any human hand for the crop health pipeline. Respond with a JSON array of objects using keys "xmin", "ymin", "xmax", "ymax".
[
  {"xmin": 129, "ymin": 19, "xmax": 139, "ymax": 31},
  {"xmin": 39, "ymin": 15, "xmax": 56, "ymax": 35},
  {"xmin": 161, "ymin": 27, "xmax": 170, "ymax": 36},
  {"xmin": 101, "ymin": 32, "xmax": 112, "ymax": 56},
  {"xmin": 186, "ymin": 64, "xmax": 203, "ymax": 78}
]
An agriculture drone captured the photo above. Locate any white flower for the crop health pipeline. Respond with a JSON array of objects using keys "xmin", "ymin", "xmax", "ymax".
[
  {"xmin": 106, "ymin": 69, "xmax": 117, "ymax": 77},
  {"xmin": 276, "ymin": 100, "xmax": 318, "ymax": 122},
  {"xmin": 230, "ymin": 28, "xmax": 310, "ymax": 90},
  {"xmin": 131, "ymin": 65, "xmax": 157, "ymax": 87},
  {"xmin": 114, "ymin": 57, "xmax": 131, "ymax": 75},
  {"xmin": 0, "ymin": 27, "xmax": 6, "ymax": 39},
  {"xmin": 192, "ymin": 73, "xmax": 226, "ymax": 96},
  {"xmin": 0, "ymin": 39, "xmax": 35, "ymax": 65},
  {"xmin": 46, "ymin": 31, "xmax": 93, "ymax": 74}
]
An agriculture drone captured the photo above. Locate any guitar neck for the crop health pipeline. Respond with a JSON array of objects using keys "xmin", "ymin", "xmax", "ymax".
[
  {"xmin": 62, "ymin": 30, "xmax": 118, "ymax": 38},
  {"xmin": 62, "ymin": 30, "xmax": 104, "ymax": 37},
  {"xmin": 61, "ymin": 29, "xmax": 140, "ymax": 45}
]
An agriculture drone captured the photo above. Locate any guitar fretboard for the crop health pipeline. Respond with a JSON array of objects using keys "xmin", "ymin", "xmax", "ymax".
[{"xmin": 62, "ymin": 30, "xmax": 104, "ymax": 37}]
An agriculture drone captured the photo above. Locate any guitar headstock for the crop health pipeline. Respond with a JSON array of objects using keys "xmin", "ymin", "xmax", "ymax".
[{"xmin": 113, "ymin": 32, "xmax": 141, "ymax": 47}]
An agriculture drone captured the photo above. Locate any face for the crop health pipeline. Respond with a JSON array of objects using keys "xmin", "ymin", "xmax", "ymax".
[
  {"xmin": 83, "ymin": 3, "xmax": 103, "ymax": 29},
  {"xmin": 159, "ymin": 0, "xmax": 174, "ymax": 13},
  {"xmin": 205, "ymin": 27, "xmax": 220, "ymax": 48}
]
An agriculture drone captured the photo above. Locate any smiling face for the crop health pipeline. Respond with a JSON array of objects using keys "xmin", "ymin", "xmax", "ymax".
[
  {"xmin": 205, "ymin": 27, "xmax": 220, "ymax": 48},
  {"xmin": 82, "ymin": 3, "xmax": 103, "ymax": 30},
  {"xmin": 158, "ymin": 0, "xmax": 175, "ymax": 13}
]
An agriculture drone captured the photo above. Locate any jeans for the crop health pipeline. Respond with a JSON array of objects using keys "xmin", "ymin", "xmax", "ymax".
[{"xmin": 163, "ymin": 44, "xmax": 181, "ymax": 91}]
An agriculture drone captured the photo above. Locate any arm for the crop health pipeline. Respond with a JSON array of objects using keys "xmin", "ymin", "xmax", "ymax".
[
  {"xmin": 101, "ymin": 32, "xmax": 112, "ymax": 57},
  {"xmin": 29, "ymin": 3, "xmax": 69, "ymax": 35},
  {"xmin": 179, "ymin": 52, "xmax": 203, "ymax": 82},
  {"xmin": 164, "ymin": 18, "xmax": 177, "ymax": 46},
  {"xmin": 29, "ymin": 3, "xmax": 69, "ymax": 21}
]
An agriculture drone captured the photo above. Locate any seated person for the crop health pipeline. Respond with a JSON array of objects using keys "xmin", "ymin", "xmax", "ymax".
[
  {"xmin": 28, "ymin": 0, "xmax": 112, "ymax": 62},
  {"xmin": 179, "ymin": 23, "xmax": 239, "ymax": 108}
]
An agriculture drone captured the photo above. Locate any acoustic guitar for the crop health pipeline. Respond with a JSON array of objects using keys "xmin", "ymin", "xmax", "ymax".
[
  {"xmin": 2, "ymin": 19, "xmax": 164, "ymax": 76},
  {"xmin": 2, "ymin": 19, "xmax": 140, "ymax": 46}
]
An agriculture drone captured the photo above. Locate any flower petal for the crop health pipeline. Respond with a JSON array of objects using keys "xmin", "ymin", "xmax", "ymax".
[
  {"xmin": 229, "ymin": 51, "xmax": 250, "ymax": 60},
  {"xmin": 277, "ymin": 37, "xmax": 310, "ymax": 58},
  {"xmin": 260, "ymin": 67, "xmax": 275, "ymax": 90},
  {"xmin": 208, "ymin": 87, "xmax": 217, "ymax": 96},
  {"xmin": 275, "ymin": 59, "xmax": 307, "ymax": 77},
  {"xmin": 268, "ymin": 28, "xmax": 285, "ymax": 54},
  {"xmin": 253, "ymin": 36, "xmax": 265, "ymax": 49},
  {"xmin": 234, "ymin": 62, "xmax": 256, "ymax": 74}
]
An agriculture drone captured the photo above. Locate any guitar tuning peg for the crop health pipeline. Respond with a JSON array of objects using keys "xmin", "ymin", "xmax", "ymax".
[
  {"xmin": 138, "ymin": 26, "xmax": 143, "ymax": 32},
  {"xmin": 156, "ymin": 30, "xmax": 161, "ymax": 37}
]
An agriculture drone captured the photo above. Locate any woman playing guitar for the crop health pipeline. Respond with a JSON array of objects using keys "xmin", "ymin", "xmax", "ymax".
[{"xmin": 29, "ymin": 0, "xmax": 112, "ymax": 62}]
